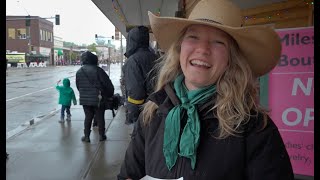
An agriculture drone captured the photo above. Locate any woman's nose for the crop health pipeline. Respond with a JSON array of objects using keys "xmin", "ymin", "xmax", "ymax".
[{"xmin": 195, "ymin": 41, "xmax": 210, "ymax": 55}]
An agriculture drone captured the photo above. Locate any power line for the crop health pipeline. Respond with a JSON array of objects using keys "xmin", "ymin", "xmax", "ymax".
[{"xmin": 17, "ymin": 1, "xmax": 30, "ymax": 16}]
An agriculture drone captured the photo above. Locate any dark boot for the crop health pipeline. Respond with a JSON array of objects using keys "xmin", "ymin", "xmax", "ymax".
[
  {"xmin": 99, "ymin": 134, "xmax": 107, "ymax": 141},
  {"xmin": 99, "ymin": 128, "xmax": 107, "ymax": 141},
  {"xmin": 81, "ymin": 129, "xmax": 91, "ymax": 142}
]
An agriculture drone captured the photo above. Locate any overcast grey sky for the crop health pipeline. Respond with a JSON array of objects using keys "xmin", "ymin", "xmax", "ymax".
[{"xmin": 6, "ymin": 0, "xmax": 122, "ymax": 46}]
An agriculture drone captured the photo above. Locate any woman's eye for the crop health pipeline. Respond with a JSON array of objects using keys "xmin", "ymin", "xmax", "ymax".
[
  {"xmin": 211, "ymin": 40, "xmax": 226, "ymax": 46},
  {"xmin": 186, "ymin": 35, "xmax": 198, "ymax": 39},
  {"xmin": 212, "ymin": 40, "xmax": 224, "ymax": 44}
]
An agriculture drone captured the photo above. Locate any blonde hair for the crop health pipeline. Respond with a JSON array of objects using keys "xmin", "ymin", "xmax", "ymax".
[{"xmin": 142, "ymin": 27, "xmax": 268, "ymax": 139}]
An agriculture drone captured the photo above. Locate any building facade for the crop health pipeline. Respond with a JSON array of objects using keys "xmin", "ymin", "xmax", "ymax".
[
  {"xmin": 6, "ymin": 16, "xmax": 54, "ymax": 65},
  {"xmin": 53, "ymin": 36, "xmax": 64, "ymax": 65}
]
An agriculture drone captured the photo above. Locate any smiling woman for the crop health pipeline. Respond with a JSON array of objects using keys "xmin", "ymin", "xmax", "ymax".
[{"xmin": 118, "ymin": 0, "xmax": 294, "ymax": 179}]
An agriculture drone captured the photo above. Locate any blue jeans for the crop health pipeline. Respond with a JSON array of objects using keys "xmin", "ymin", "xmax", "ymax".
[{"xmin": 61, "ymin": 105, "xmax": 71, "ymax": 119}]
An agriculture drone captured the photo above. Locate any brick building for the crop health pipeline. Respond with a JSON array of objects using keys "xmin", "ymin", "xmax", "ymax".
[{"xmin": 6, "ymin": 16, "xmax": 54, "ymax": 65}]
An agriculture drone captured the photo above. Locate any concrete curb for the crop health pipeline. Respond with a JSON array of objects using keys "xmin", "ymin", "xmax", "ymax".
[
  {"xmin": 6, "ymin": 106, "xmax": 123, "ymax": 141},
  {"xmin": 6, "ymin": 108, "xmax": 60, "ymax": 140}
]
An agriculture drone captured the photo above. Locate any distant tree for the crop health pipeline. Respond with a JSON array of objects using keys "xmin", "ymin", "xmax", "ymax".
[
  {"xmin": 87, "ymin": 43, "xmax": 97, "ymax": 53},
  {"xmin": 71, "ymin": 52, "xmax": 77, "ymax": 61},
  {"xmin": 63, "ymin": 41, "xmax": 83, "ymax": 48}
]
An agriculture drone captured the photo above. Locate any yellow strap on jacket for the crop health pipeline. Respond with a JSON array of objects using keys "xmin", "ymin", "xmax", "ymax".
[{"xmin": 128, "ymin": 96, "xmax": 144, "ymax": 105}]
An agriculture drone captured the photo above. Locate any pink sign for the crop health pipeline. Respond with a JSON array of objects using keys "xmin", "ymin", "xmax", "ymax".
[{"xmin": 269, "ymin": 27, "xmax": 314, "ymax": 176}]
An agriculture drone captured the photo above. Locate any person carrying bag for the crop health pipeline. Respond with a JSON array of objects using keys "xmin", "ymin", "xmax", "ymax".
[
  {"xmin": 80, "ymin": 68, "xmax": 118, "ymax": 117},
  {"xmin": 76, "ymin": 51, "xmax": 114, "ymax": 142}
]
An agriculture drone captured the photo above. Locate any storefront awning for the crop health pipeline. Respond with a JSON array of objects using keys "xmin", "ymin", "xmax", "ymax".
[
  {"xmin": 26, "ymin": 54, "xmax": 49, "ymax": 58},
  {"xmin": 58, "ymin": 50, "xmax": 63, "ymax": 56}
]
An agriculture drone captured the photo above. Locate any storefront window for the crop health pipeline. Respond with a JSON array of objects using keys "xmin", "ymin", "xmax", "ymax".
[
  {"xmin": 17, "ymin": 28, "xmax": 27, "ymax": 39},
  {"xmin": 48, "ymin": 32, "xmax": 52, "ymax": 42},
  {"xmin": 8, "ymin": 28, "xmax": 15, "ymax": 39},
  {"xmin": 40, "ymin": 30, "xmax": 43, "ymax": 41}
]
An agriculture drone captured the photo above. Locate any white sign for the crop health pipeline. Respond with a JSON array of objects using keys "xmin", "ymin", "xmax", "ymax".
[{"xmin": 39, "ymin": 47, "xmax": 51, "ymax": 56}]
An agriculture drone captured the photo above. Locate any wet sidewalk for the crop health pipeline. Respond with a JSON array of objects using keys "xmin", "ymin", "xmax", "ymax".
[{"xmin": 6, "ymin": 106, "xmax": 133, "ymax": 180}]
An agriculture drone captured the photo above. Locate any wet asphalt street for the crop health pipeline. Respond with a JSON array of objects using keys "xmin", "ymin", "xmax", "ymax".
[{"xmin": 6, "ymin": 64, "xmax": 122, "ymax": 134}]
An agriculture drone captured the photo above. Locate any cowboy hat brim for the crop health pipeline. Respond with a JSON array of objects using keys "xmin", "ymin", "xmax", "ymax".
[{"xmin": 148, "ymin": 11, "xmax": 281, "ymax": 77}]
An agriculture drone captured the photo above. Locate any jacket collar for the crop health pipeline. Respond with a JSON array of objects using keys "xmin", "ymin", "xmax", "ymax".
[{"xmin": 148, "ymin": 83, "xmax": 216, "ymax": 119}]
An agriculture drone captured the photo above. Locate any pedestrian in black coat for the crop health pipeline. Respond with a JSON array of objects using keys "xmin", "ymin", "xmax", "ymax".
[
  {"xmin": 76, "ymin": 51, "xmax": 114, "ymax": 142},
  {"xmin": 122, "ymin": 26, "xmax": 158, "ymax": 125}
]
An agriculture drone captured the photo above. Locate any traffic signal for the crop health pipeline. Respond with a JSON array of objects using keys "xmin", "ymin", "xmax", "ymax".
[
  {"xmin": 112, "ymin": 36, "xmax": 114, "ymax": 39},
  {"xmin": 25, "ymin": 15, "xmax": 31, "ymax": 26},
  {"xmin": 95, "ymin": 34, "xmax": 98, "ymax": 38},
  {"xmin": 55, "ymin": 14, "xmax": 60, "ymax": 25},
  {"xmin": 115, "ymin": 28, "xmax": 120, "ymax": 40}
]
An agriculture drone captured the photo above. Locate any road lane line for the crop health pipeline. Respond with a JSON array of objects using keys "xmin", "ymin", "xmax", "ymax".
[
  {"xmin": 6, "ymin": 75, "xmax": 76, "ymax": 102},
  {"xmin": 6, "ymin": 87, "xmax": 54, "ymax": 102}
]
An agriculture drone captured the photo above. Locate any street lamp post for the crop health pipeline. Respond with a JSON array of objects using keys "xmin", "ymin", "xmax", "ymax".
[
  {"xmin": 120, "ymin": 33, "xmax": 123, "ymax": 76},
  {"xmin": 28, "ymin": 26, "xmax": 31, "ymax": 53},
  {"xmin": 69, "ymin": 46, "xmax": 73, "ymax": 65},
  {"xmin": 107, "ymin": 46, "xmax": 111, "ymax": 75},
  {"xmin": 95, "ymin": 34, "xmax": 114, "ymax": 75},
  {"xmin": 26, "ymin": 16, "xmax": 32, "ymax": 56},
  {"xmin": 18, "ymin": 1, "xmax": 32, "ymax": 57}
]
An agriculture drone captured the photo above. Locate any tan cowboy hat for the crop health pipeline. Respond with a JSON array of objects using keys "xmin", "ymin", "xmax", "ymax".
[{"xmin": 148, "ymin": 0, "xmax": 281, "ymax": 77}]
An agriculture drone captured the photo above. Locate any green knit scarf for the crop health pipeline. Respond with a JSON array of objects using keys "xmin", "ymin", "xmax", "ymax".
[{"xmin": 163, "ymin": 74, "xmax": 216, "ymax": 170}]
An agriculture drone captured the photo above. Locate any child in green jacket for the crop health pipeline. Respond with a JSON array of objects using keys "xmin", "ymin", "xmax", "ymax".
[{"xmin": 56, "ymin": 78, "xmax": 77, "ymax": 123}]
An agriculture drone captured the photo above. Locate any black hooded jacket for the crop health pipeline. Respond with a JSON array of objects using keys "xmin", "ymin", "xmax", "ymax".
[
  {"xmin": 118, "ymin": 83, "xmax": 294, "ymax": 180},
  {"xmin": 123, "ymin": 26, "xmax": 158, "ymax": 103},
  {"xmin": 76, "ymin": 51, "xmax": 114, "ymax": 106}
]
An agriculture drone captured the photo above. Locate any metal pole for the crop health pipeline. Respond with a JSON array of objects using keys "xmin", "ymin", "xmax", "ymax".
[
  {"xmin": 108, "ymin": 47, "xmax": 111, "ymax": 75},
  {"xmin": 27, "ymin": 26, "xmax": 31, "ymax": 66},
  {"xmin": 70, "ymin": 46, "xmax": 73, "ymax": 65},
  {"xmin": 28, "ymin": 26, "xmax": 31, "ymax": 51},
  {"xmin": 120, "ymin": 33, "xmax": 123, "ymax": 77},
  {"xmin": 28, "ymin": 26, "xmax": 31, "ymax": 53}
]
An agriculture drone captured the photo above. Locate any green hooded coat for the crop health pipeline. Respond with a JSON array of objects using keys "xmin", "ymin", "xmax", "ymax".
[{"xmin": 56, "ymin": 78, "xmax": 77, "ymax": 106}]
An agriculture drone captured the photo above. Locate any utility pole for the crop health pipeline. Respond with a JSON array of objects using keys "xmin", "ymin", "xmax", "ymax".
[
  {"xmin": 26, "ymin": 16, "xmax": 31, "ymax": 56},
  {"xmin": 69, "ymin": 46, "xmax": 73, "ymax": 65},
  {"xmin": 108, "ymin": 46, "xmax": 111, "ymax": 75},
  {"xmin": 120, "ymin": 32, "xmax": 123, "ymax": 77},
  {"xmin": 95, "ymin": 34, "xmax": 114, "ymax": 75}
]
